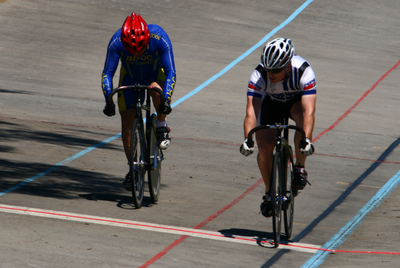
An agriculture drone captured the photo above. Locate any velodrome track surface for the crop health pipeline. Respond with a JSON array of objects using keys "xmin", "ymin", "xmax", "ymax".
[{"xmin": 1, "ymin": 0, "xmax": 400, "ymax": 267}]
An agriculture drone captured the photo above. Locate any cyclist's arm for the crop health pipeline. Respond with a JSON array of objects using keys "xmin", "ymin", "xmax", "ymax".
[
  {"xmin": 158, "ymin": 33, "xmax": 176, "ymax": 103},
  {"xmin": 300, "ymin": 94, "xmax": 316, "ymax": 140},
  {"xmin": 244, "ymin": 95, "xmax": 261, "ymax": 139},
  {"xmin": 299, "ymin": 66, "xmax": 317, "ymax": 140},
  {"xmin": 244, "ymin": 69, "xmax": 265, "ymax": 139},
  {"xmin": 101, "ymin": 32, "xmax": 121, "ymax": 101}
]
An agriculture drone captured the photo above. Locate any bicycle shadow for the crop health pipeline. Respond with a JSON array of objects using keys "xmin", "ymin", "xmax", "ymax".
[
  {"xmin": 0, "ymin": 156, "xmax": 159, "ymax": 210},
  {"xmin": 1, "ymin": 155, "xmax": 162, "ymax": 211},
  {"xmin": 79, "ymin": 193, "xmax": 157, "ymax": 209},
  {"xmin": 218, "ymin": 228, "xmax": 293, "ymax": 248}
]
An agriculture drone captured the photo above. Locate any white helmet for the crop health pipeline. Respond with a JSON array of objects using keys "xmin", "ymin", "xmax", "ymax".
[{"xmin": 261, "ymin": 38, "xmax": 294, "ymax": 70}]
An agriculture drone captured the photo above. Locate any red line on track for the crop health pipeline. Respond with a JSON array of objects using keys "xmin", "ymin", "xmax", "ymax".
[
  {"xmin": 139, "ymin": 60, "xmax": 400, "ymax": 267},
  {"xmin": 312, "ymin": 59, "xmax": 400, "ymax": 143},
  {"xmin": 139, "ymin": 179, "xmax": 264, "ymax": 268},
  {"xmin": 2, "ymin": 204, "xmax": 399, "ymax": 256},
  {"xmin": 314, "ymin": 153, "xmax": 400, "ymax": 165}
]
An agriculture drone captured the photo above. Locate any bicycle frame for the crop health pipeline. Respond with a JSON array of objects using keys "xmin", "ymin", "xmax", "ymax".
[
  {"xmin": 107, "ymin": 85, "xmax": 166, "ymax": 207},
  {"xmin": 246, "ymin": 120, "xmax": 307, "ymax": 199},
  {"xmin": 246, "ymin": 120, "xmax": 306, "ymax": 247},
  {"xmin": 106, "ymin": 85, "xmax": 166, "ymax": 170}
]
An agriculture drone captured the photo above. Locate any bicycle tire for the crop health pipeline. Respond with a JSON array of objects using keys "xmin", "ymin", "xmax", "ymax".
[
  {"xmin": 283, "ymin": 145, "xmax": 295, "ymax": 239},
  {"xmin": 271, "ymin": 151, "xmax": 283, "ymax": 248},
  {"xmin": 130, "ymin": 118, "xmax": 146, "ymax": 209},
  {"xmin": 147, "ymin": 114, "xmax": 162, "ymax": 203}
]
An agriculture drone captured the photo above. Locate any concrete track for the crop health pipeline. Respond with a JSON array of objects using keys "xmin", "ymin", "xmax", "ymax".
[{"xmin": 1, "ymin": 0, "xmax": 400, "ymax": 267}]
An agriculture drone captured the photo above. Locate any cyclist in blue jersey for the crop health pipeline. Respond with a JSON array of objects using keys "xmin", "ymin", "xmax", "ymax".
[
  {"xmin": 101, "ymin": 12, "xmax": 176, "ymax": 189},
  {"xmin": 240, "ymin": 38, "xmax": 316, "ymax": 217}
]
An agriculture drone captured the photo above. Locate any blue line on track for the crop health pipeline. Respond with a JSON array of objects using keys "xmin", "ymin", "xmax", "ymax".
[
  {"xmin": 302, "ymin": 138, "xmax": 400, "ymax": 268},
  {"xmin": 0, "ymin": 0, "xmax": 314, "ymax": 195},
  {"xmin": 172, "ymin": 0, "xmax": 314, "ymax": 107},
  {"xmin": 0, "ymin": 134, "xmax": 121, "ymax": 197}
]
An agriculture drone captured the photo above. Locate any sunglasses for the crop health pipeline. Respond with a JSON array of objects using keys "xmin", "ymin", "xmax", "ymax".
[{"xmin": 266, "ymin": 67, "xmax": 285, "ymax": 74}]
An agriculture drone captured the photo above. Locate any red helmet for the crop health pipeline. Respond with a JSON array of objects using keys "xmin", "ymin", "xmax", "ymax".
[{"xmin": 121, "ymin": 12, "xmax": 150, "ymax": 56}]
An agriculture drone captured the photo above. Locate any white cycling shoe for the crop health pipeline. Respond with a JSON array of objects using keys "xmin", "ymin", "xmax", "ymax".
[{"xmin": 156, "ymin": 126, "xmax": 171, "ymax": 150}]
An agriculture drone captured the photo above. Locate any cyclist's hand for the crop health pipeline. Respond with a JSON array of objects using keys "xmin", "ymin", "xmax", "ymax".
[
  {"xmin": 240, "ymin": 139, "xmax": 254, "ymax": 156},
  {"xmin": 300, "ymin": 138, "xmax": 315, "ymax": 156},
  {"xmin": 103, "ymin": 102, "xmax": 116, "ymax": 117},
  {"xmin": 160, "ymin": 101, "xmax": 172, "ymax": 115}
]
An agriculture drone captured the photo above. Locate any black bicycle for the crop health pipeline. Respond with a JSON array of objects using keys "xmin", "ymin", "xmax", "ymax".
[
  {"xmin": 107, "ymin": 85, "xmax": 165, "ymax": 209},
  {"xmin": 246, "ymin": 119, "xmax": 307, "ymax": 247}
]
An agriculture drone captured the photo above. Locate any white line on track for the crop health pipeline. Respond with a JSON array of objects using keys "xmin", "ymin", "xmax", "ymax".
[{"xmin": 0, "ymin": 204, "xmax": 320, "ymax": 253}]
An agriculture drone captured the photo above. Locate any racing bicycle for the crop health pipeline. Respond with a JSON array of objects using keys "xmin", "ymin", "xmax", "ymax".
[
  {"xmin": 107, "ymin": 85, "xmax": 165, "ymax": 209},
  {"xmin": 246, "ymin": 118, "xmax": 307, "ymax": 247}
]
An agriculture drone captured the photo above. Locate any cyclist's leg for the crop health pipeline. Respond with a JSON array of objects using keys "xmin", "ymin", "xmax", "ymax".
[
  {"xmin": 149, "ymin": 80, "xmax": 166, "ymax": 122},
  {"xmin": 257, "ymin": 129, "xmax": 276, "ymax": 218},
  {"xmin": 119, "ymin": 101, "xmax": 138, "ymax": 190},
  {"xmin": 258, "ymin": 96, "xmax": 285, "ymax": 193},
  {"xmin": 120, "ymin": 109, "xmax": 137, "ymax": 161},
  {"xmin": 118, "ymin": 75, "xmax": 143, "ymax": 162},
  {"xmin": 290, "ymin": 102, "xmax": 304, "ymax": 164},
  {"xmin": 148, "ymin": 69, "xmax": 171, "ymax": 149},
  {"xmin": 255, "ymin": 129, "xmax": 276, "ymax": 193},
  {"xmin": 148, "ymin": 67, "xmax": 167, "ymax": 120}
]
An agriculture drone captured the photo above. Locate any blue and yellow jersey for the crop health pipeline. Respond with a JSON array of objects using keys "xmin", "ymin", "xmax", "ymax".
[{"xmin": 102, "ymin": 24, "xmax": 176, "ymax": 103}]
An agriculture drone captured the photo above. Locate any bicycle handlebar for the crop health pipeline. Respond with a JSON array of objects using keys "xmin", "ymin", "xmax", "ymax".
[
  {"xmin": 246, "ymin": 124, "xmax": 307, "ymax": 149},
  {"xmin": 106, "ymin": 85, "xmax": 165, "ymax": 111}
]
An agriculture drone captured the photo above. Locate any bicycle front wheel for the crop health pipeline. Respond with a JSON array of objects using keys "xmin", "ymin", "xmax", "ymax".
[
  {"xmin": 130, "ymin": 118, "xmax": 146, "ymax": 209},
  {"xmin": 147, "ymin": 114, "xmax": 162, "ymax": 203},
  {"xmin": 283, "ymin": 145, "xmax": 295, "ymax": 239},
  {"xmin": 270, "ymin": 151, "xmax": 283, "ymax": 247}
]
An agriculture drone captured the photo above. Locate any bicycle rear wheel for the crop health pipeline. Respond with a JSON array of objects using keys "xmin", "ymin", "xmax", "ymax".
[
  {"xmin": 271, "ymin": 151, "xmax": 283, "ymax": 248},
  {"xmin": 147, "ymin": 114, "xmax": 162, "ymax": 203},
  {"xmin": 283, "ymin": 145, "xmax": 295, "ymax": 239},
  {"xmin": 130, "ymin": 118, "xmax": 146, "ymax": 209}
]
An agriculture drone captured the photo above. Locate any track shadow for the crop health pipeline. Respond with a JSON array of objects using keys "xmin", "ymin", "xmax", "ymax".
[
  {"xmin": 80, "ymin": 193, "xmax": 157, "ymax": 209},
  {"xmin": 0, "ymin": 157, "xmax": 162, "ymax": 209},
  {"xmin": 218, "ymin": 228, "xmax": 279, "ymax": 248},
  {"xmin": 0, "ymin": 88, "xmax": 34, "ymax": 95},
  {"xmin": 0, "ymin": 119, "xmax": 169, "ymax": 210},
  {"xmin": 0, "ymin": 158, "xmax": 124, "ymax": 199},
  {"xmin": 0, "ymin": 119, "xmax": 120, "ymax": 150}
]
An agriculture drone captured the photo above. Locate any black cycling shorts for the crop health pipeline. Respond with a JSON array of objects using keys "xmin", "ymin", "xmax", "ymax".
[{"xmin": 259, "ymin": 95, "xmax": 301, "ymax": 125}]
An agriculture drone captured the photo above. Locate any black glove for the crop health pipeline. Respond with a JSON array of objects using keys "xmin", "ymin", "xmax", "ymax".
[
  {"xmin": 159, "ymin": 101, "xmax": 172, "ymax": 115},
  {"xmin": 103, "ymin": 102, "xmax": 116, "ymax": 117}
]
